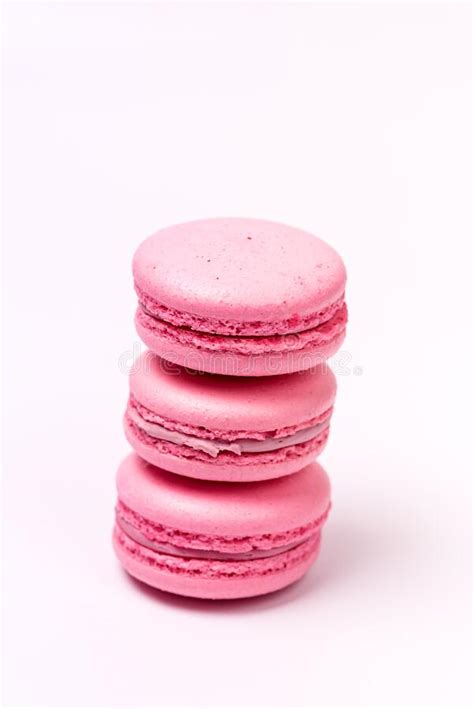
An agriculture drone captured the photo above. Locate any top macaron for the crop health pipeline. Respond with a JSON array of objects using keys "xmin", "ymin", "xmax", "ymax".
[{"xmin": 133, "ymin": 218, "xmax": 347, "ymax": 376}]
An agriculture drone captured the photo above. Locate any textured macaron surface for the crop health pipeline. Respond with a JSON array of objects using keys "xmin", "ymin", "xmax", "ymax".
[
  {"xmin": 113, "ymin": 524, "xmax": 322, "ymax": 583},
  {"xmin": 124, "ymin": 354, "xmax": 335, "ymax": 475},
  {"xmin": 128, "ymin": 353, "xmax": 336, "ymax": 434},
  {"xmin": 116, "ymin": 454, "xmax": 331, "ymax": 540},
  {"xmin": 133, "ymin": 218, "xmax": 347, "ymax": 332},
  {"xmin": 114, "ymin": 455, "xmax": 330, "ymax": 597}
]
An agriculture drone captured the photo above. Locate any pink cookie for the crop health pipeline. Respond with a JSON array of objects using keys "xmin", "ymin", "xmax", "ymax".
[
  {"xmin": 113, "ymin": 453, "xmax": 331, "ymax": 599},
  {"xmin": 124, "ymin": 352, "xmax": 337, "ymax": 482},
  {"xmin": 133, "ymin": 218, "xmax": 347, "ymax": 376}
]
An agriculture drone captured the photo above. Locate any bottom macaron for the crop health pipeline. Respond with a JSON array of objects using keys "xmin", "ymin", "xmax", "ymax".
[{"xmin": 113, "ymin": 454, "xmax": 331, "ymax": 600}]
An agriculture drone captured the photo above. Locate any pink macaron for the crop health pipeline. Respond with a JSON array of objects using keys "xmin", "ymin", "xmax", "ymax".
[
  {"xmin": 133, "ymin": 218, "xmax": 347, "ymax": 376},
  {"xmin": 113, "ymin": 453, "xmax": 331, "ymax": 599},
  {"xmin": 124, "ymin": 352, "xmax": 337, "ymax": 482}
]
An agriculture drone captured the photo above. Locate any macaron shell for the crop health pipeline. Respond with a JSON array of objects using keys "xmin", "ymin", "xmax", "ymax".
[
  {"xmin": 116, "ymin": 454, "xmax": 331, "ymax": 537},
  {"xmin": 134, "ymin": 316, "xmax": 346, "ymax": 376},
  {"xmin": 133, "ymin": 218, "xmax": 346, "ymax": 322},
  {"xmin": 113, "ymin": 525, "xmax": 322, "ymax": 599},
  {"xmin": 124, "ymin": 415, "xmax": 329, "ymax": 482},
  {"xmin": 129, "ymin": 353, "xmax": 336, "ymax": 432}
]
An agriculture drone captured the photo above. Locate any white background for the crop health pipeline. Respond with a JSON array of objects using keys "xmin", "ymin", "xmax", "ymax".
[{"xmin": 2, "ymin": 2, "xmax": 472, "ymax": 707}]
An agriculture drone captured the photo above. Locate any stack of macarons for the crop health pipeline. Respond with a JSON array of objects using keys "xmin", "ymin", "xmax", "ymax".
[{"xmin": 113, "ymin": 218, "xmax": 347, "ymax": 599}]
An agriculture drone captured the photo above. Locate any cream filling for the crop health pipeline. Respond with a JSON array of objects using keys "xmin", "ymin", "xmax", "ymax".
[
  {"xmin": 116, "ymin": 516, "xmax": 315, "ymax": 560},
  {"xmin": 127, "ymin": 406, "xmax": 330, "ymax": 458}
]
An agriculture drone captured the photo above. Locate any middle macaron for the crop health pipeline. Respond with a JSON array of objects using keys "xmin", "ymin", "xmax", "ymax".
[{"xmin": 124, "ymin": 352, "xmax": 337, "ymax": 482}]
